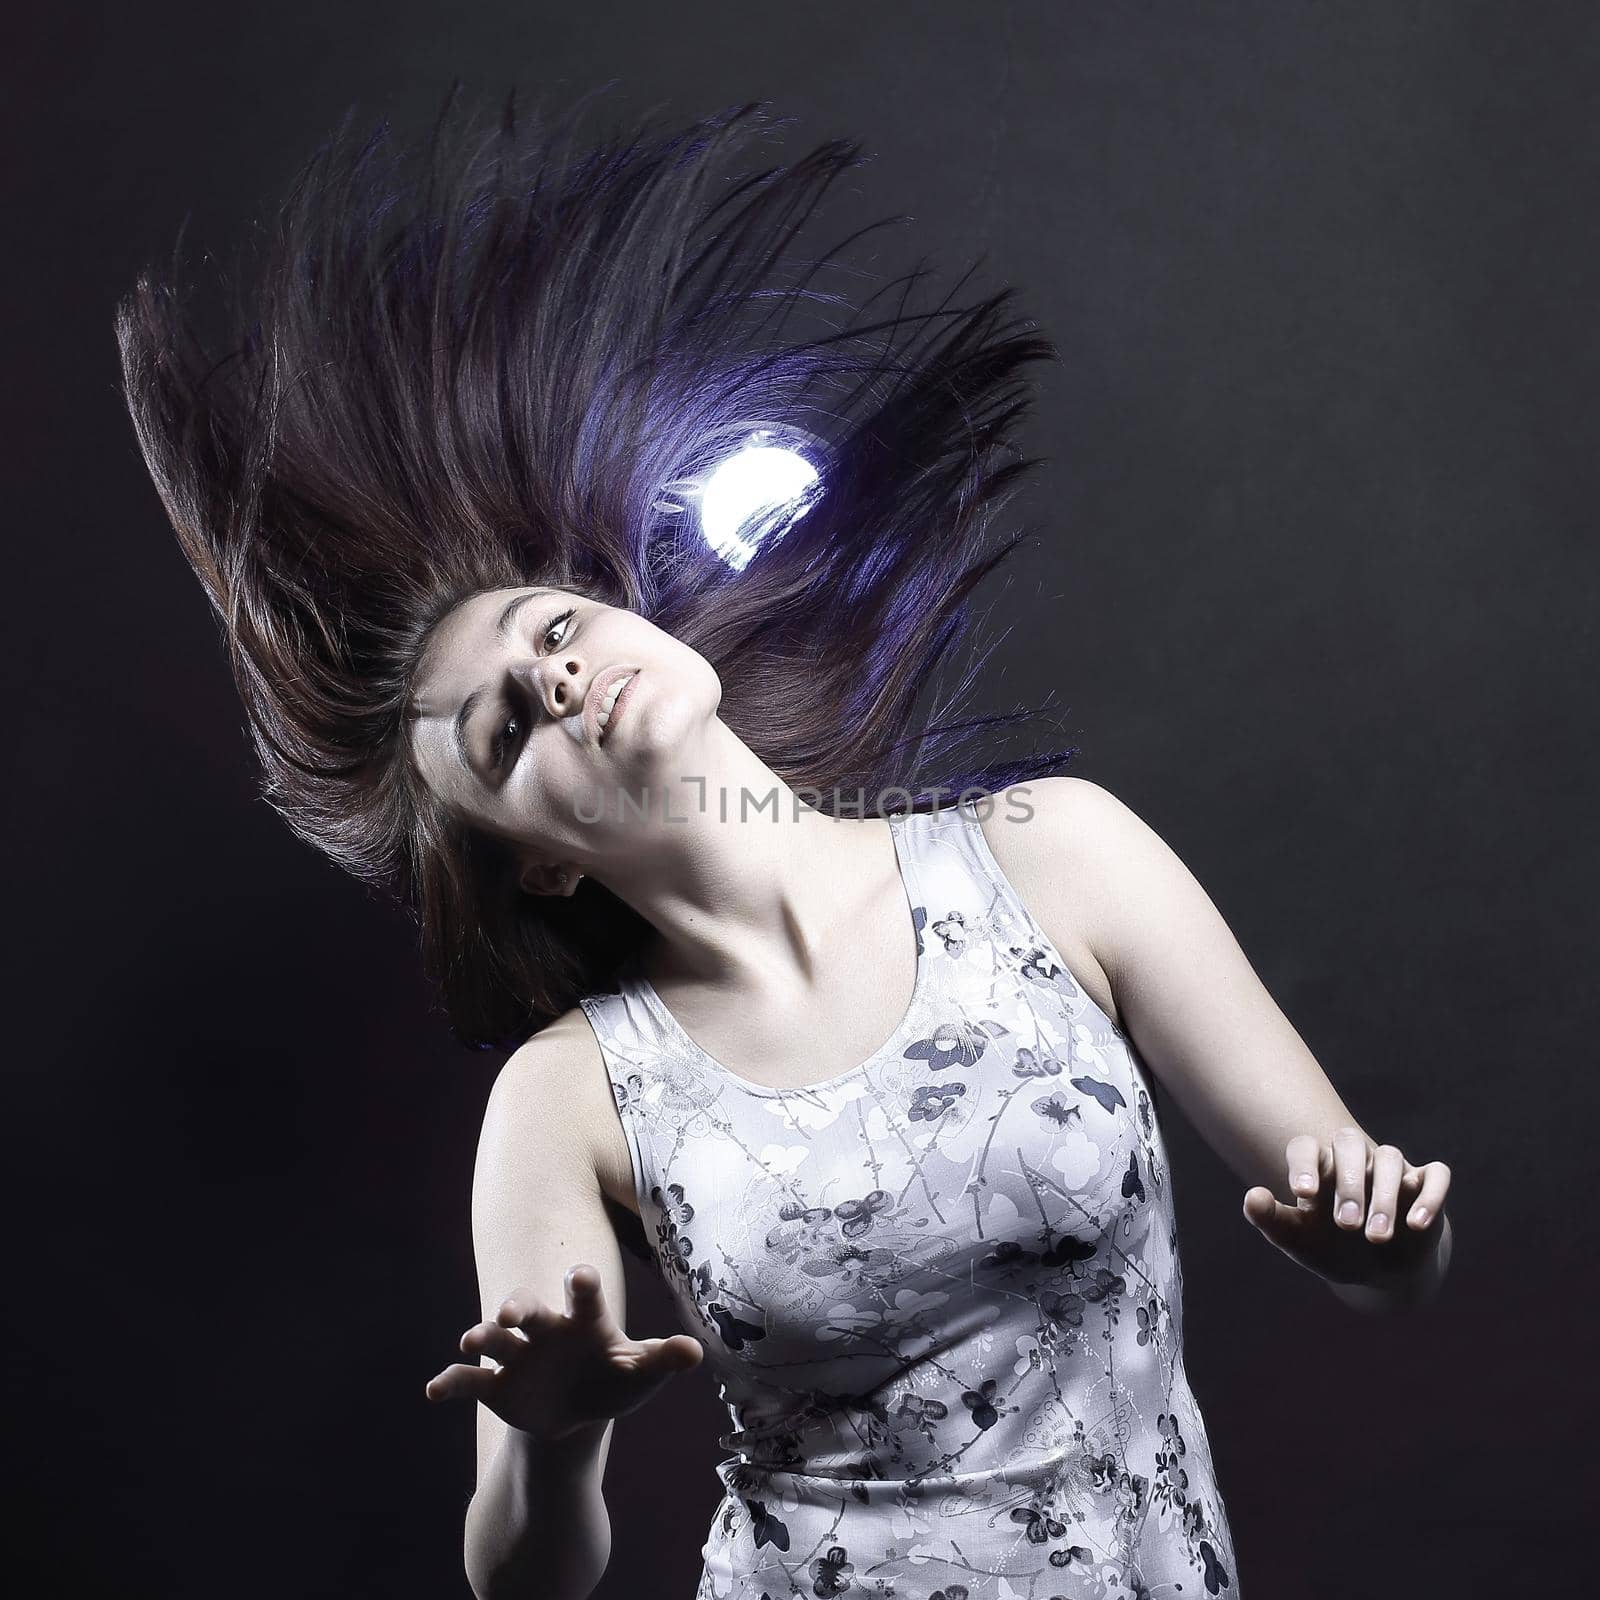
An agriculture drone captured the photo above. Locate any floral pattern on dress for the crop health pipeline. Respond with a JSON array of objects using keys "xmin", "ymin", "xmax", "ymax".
[{"xmin": 579, "ymin": 801, "xmax": 1240, "ymax": 1598}]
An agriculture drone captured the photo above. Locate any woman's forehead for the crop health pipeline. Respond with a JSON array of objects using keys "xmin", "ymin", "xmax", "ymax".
[
  {"xmin": 415, "ymin": 585, "xmax": 567, "ymax": 701},
  {"xmin": 414, "ymin": 588, "xmax": 512, "ymax": 697},
  {"xmin": 405, "ymin": 589, "xmax": 529, "ymax": 800}
]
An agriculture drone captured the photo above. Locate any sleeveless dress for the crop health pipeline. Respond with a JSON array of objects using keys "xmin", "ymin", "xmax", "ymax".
[{"xmin": 579, "ymin": 799, "xmax": 1241, "ymax": 1600}]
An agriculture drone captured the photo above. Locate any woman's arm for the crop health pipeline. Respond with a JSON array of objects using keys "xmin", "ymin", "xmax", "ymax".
[
  {"xmin": 982, "ymin": 776, "xmax": 1453, "ymax": 1312},
  {"xmin": 460, "ymin": 1024, "xmax": 624, "ymax": 1600},
  {"xmin": 465, "ymin": 1418, "xmax": 611, "ymax": 1600}
]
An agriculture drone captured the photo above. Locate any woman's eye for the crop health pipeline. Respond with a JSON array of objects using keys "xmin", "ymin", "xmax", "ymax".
[
  {"xmin": 491, "ymin": 715, "xmax": 520, "ymax": 772},
  {"xmin": 542, "ymin": 607, "xmax": 577, "ymax": 650}
]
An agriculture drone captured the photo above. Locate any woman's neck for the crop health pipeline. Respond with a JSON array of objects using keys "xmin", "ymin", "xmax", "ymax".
[{"xmin": 586, "ymin": 717, "xmax": 899, "ymax": 995}]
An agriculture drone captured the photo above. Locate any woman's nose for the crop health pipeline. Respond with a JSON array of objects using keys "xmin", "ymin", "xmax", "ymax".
[{"xmin": 515, "ymin": 653, "xmax": 585, "ymax": 719}]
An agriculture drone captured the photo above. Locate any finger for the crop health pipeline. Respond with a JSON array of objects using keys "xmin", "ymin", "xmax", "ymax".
[
  {"xmin": 461, "ymin": 1322, "xmax": 530, "ymax": 1366},
  {"xmin": 632, "ymin": 1333, "xmax": 705, "ymax": 1377},
  {"xmin": 425, "ymin": 1363, "xmax": 500, "ymax": 1403},
  {"xmin": 497, "ymin": 1289, "xmax": 560, "ymax": 1333},
  {"xmin": 1331, "ymin": 1126, "xmax": 1370, "ymax": 1229},
  {"xmin": 1405, "ymin": 1160, "xmax": 1452, "ymax": 1229},
  {"xmin": 1242, "ymin": 1185, "xmax": 1306, "ymax": 1252},
  {"xmin": 564, "ymin": 1263, "xmax": 613, "ymax": 1328},
  {"xmin": 1365, "ymin": 1145, "xmax": 1405, "ymax": 1240},
  {"xmin": 1285, "ymin": 1133, "xmax": 1321, "ymax": 1202}
]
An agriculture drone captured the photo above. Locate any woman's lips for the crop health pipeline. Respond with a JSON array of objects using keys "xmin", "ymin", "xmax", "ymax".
[
  {"xmin": 580, "ymin": 664, "xmax": 639, "ymax": 746},
  {"xmin": 600, "ymin": 669, "xmax": 639, "ymax": 743}
]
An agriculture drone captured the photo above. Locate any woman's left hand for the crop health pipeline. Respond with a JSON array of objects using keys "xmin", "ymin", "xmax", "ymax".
[{"xmin": 1242, "ymin": 1126, "xmax": 1452, "ymax": 1295}]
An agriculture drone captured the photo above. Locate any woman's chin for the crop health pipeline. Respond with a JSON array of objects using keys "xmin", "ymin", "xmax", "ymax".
[{"xmin": 603, "ymin": 685, "xmax": 708, "ymax": 768}]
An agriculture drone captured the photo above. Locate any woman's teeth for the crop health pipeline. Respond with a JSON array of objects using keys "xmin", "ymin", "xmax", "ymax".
[{"xmin": 597, "ymin": 673, "xmax": 636, "ymax": 736}]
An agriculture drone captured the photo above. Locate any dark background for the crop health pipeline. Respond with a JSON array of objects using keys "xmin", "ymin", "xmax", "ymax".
[{"xmin": 5, "ymin": 2, "xmax": 1594, "ymax": 1595}]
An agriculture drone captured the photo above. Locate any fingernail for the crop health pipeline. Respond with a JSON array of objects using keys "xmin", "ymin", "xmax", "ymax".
[
  {"xmin": 1411, "ymin": 1206, "xmax": 1430, "ymax": 1226},
  {"xmin": 1297, "ymin": 1172, "xmax": 1315, "ymax": 1190},
  {"xmin": 1368, "ymin": 1213, "xmax": 1388, "ymax": 1235},
  {"xmin": 1338, "ymin": 1200, "xmax": 1360, "ymax": 1225}
]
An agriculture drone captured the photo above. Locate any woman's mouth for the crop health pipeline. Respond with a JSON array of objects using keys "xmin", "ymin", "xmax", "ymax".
[{"xmin": 596, "ymin": 670, "xmax": 639, "ymax": 743}]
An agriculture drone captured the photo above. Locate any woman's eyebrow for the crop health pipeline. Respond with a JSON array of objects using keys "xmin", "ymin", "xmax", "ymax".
[{"xmin": 452, "ymin": 589, "xmax": 562, "ymax": 778}]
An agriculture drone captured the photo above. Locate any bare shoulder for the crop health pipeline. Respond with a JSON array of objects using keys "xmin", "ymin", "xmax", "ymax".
[
  {"xmin": 488, "ymin": 1004, "xmax": 639, "ymax": 1217},
  {"xmin": 974, "ymin": 775, "xmax": 1134, "ymax": 1027}
]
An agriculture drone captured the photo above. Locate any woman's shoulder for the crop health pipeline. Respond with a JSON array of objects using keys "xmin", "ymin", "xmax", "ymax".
[
  {"xmin": 493, "ymin": 1005, "xmax": 639, "ymax": 1216},
  {"xmin": 971, "ymin": 776, "xmax": 1124, "ymax": 1026}
]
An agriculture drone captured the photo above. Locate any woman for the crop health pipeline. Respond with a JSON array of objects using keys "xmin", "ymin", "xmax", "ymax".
[{"xmin": 116, "ymin": 87, "xmax": 1452, "ymax": 1600}]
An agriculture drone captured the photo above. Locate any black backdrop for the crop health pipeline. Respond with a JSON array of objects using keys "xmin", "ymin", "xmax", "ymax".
[{"xmin": 5, "ymin": 3, "xmax": 1595, "ymax": 1595}]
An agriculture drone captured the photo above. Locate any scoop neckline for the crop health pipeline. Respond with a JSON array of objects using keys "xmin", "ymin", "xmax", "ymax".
[{"xmin": 625, "ymin": 811, "xmax": 929, "ymax": 1099}]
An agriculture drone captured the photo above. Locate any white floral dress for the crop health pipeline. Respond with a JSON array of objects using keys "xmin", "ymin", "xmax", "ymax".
[{"xmin": 579, "ymin": 800, "xmax": 1240, "ymax": 1600}]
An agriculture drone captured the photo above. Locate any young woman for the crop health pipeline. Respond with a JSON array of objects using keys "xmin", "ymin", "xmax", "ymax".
[{"xmin": 116, "ymin": 87, "xmax": 1452, "ymax": 1600}]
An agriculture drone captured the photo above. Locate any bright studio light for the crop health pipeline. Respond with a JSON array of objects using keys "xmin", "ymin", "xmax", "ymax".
[
  {"xmin": 699, "ymin": 441, "xmax": 819, "ymax": 570},
  {"xmin": 653, "ymin": 426, "xmax": 823, "ymax": 572}
]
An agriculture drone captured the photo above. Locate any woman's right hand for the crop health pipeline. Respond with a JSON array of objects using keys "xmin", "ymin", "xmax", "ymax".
[{"xmin": 424, "ymin": 1263, "xmax": 704, "ymax": 1441}]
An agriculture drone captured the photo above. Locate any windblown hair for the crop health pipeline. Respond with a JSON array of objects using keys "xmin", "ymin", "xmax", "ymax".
[{"xmin": 115, "ymin": 84, "xmax": 1078, "ymax": 1052}]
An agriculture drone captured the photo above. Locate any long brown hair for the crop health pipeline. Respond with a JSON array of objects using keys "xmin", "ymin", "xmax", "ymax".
[{"xmin": 114, "ymin": 85, "xmax": 1077, "ymax": 1051}]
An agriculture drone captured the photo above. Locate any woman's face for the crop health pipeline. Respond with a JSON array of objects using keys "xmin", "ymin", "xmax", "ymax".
[{"xmin": 408, "ymin": 586, "xmax": 722, "ymax": 885}]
